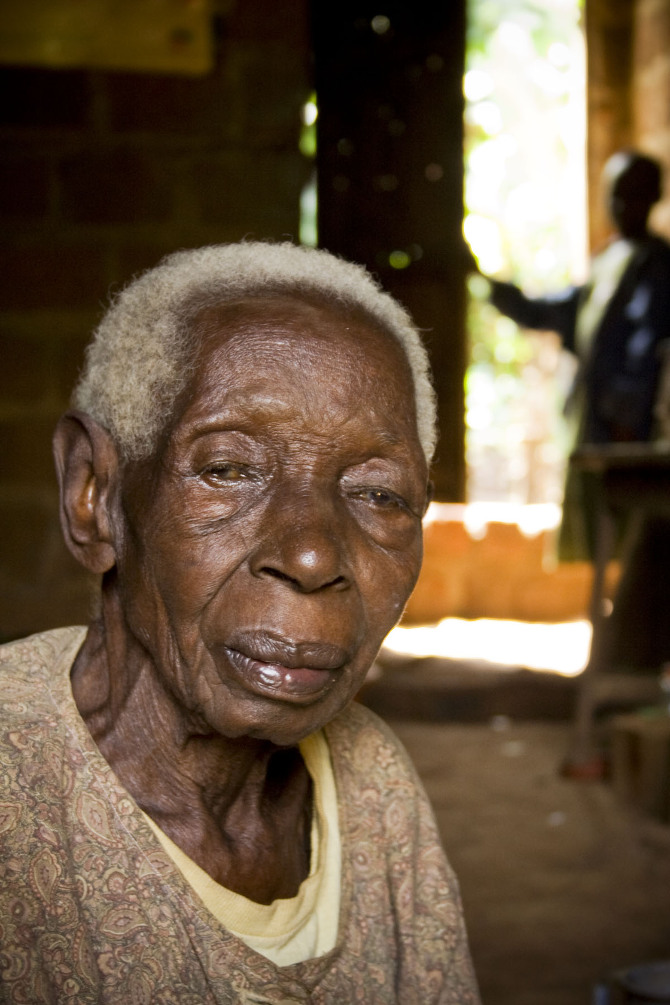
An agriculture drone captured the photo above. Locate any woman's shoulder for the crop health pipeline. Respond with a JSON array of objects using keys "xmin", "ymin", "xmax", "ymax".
[
  {"xmin": 0, "ymin": 625, "xmax": 86, "ymax": 667},
  {"xmin": 325, "ymin": 697, "xmax": 403, "ymax": 746},
  {"xmin": 0, "ymin": 627, "xmax": 87, "ymax": 767},
  {"xmin": 324, "ymin": 699, "xmax": 424, "ymax": 795},
  {"xmin": 0, "ymin": 626, "xmax": 85, "ymax": 710},
  {"xmin": 0, "ymin": 629, "xmax": 90, "ymax": 829}
]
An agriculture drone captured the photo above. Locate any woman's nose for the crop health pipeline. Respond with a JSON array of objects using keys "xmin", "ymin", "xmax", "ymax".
[{"xmin": 250, "ymin": 503, "xmax": 352, "ymax": 594}]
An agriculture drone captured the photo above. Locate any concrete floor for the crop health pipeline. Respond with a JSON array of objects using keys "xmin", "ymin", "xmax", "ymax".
[{"xmin": 361, "ymin": 666, "xmax": 670, "ymax": 1005}]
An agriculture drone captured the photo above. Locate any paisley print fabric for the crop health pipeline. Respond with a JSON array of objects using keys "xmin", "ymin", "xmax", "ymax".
[{"xmin": 0, "ymin": 628, "xmax": 480, "ymax": 1004}]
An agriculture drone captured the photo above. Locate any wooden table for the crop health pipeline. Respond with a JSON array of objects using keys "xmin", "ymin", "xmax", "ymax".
[
  {"xmin": 611, "ymin": 710, "xmax": 670, "ymax": 822},
  {"xmin": 565, "ymin": 443, "xmax": 670, "ymax": 771}
]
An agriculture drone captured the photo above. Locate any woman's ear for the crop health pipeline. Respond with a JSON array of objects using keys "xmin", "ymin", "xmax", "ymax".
[{"xmin": 53, "ymin": 410, "xmax": 121, "ymax": 574}]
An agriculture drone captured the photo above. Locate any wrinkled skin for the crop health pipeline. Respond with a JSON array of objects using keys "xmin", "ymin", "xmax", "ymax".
[{"xmin": 54, "ymin": 295, "xmax": 430, "ymax": 903}]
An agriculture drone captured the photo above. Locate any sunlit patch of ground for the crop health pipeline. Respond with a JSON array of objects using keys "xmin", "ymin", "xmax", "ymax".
[{"xmin": 384, "ymin": 617, "xmax": 591, "ymax": 676}]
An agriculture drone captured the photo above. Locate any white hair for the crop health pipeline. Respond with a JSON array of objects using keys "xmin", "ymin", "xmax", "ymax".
[{"xmin": 73, "ymin": 241, "xmax": 437, "ymax": 462}]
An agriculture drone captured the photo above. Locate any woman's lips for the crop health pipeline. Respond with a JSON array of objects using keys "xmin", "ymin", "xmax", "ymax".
[{"xmin": 223, "ymin": 632, "xmax": 348, "ymax": 702}]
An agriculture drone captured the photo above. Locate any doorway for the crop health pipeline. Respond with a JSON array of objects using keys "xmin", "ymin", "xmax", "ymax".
[{"xmin": 463, "ymin": 0, "xmax": 587, "ymax": 507}]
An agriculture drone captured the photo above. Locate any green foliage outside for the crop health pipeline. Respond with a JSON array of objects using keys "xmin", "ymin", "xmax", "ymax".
[{"xmin": 464, "ymin": 0, "xmax": 585, "ymax": 503}]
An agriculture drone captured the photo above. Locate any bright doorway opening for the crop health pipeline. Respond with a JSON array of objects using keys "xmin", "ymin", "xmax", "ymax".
[
  {"xmin": 463, "ymin": 0, "xmax": 587, "ymax": 506},
  {"xmin": 385, "ymin": 1, "xmax": 591, "ymax": 673}
]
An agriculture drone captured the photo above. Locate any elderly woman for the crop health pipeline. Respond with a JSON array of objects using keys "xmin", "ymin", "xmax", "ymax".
[{"xmin": 0, "ymin": 242, "xmax": 479, "ymax": 1003}]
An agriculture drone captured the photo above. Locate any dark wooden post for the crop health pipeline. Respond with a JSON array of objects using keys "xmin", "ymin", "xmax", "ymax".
[{"xmin": 313, "ymin": 1, "xmax": 468, "ymax": 500}]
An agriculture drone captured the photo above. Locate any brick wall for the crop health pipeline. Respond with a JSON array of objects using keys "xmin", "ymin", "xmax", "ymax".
[
  {"xmin": 585, "ymin": 0, "xmax": 634, "ymax": 249},
  {"xmin": 633, "ymin": 0, "xmax": 670, "ymax": 237},
  {"xmin": 403, "ymin": 509, "xmax": 622, "ymax": 625},
  {"xmin": 586, "ymin": 0, "xmax": 670, "ymax": 247},
  {"xmin": 0, "ymin": 0, "xmax": 311, "ymax": 641}
]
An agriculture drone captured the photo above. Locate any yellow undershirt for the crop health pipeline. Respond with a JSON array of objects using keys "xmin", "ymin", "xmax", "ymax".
[{"xmin": 142, "ymin": 730, "xmax": 341, "ymax": 966}]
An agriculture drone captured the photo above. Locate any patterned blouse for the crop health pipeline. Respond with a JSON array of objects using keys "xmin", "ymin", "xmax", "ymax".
[{"xmin": 0, "ymin": 627, "xmax": 480, "ymax": 1004}]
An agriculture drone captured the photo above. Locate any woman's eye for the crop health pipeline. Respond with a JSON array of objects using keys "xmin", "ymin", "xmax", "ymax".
[
  {"xmin": 356, "ymin": 487, "xmax": 406, "ymax": 510},
  {"xmin": 202, "ymin": 463, "xmax": 248, "ymax": 482},
  {"xmin": 368, "ymin": 489, "xmax": 396, "ymax": 507}
]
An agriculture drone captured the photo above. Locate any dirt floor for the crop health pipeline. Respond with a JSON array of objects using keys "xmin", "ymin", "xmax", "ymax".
[{"xmin": 361, "ymin": 663, "xmax": 670, "ymax": 1005}]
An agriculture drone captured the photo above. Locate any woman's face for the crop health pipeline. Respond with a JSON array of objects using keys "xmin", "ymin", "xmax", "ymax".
[{"xmin": 115, "ymin": 295, "xmax": 429, "ymax": 746}]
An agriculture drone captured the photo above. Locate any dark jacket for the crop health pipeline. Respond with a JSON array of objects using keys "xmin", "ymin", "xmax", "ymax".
[{"xmin": 490, "ymin": 235, "xmax": 670, "ymax": 444}]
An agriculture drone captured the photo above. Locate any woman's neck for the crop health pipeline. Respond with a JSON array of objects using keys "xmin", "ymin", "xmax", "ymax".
[{"xmin": 71, "ymin": 608, "xmax": 313, "ymax": 903}]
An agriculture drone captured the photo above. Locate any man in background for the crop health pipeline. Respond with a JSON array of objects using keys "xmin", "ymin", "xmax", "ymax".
[
  {"xmin": 486, "ymin": 150, "xmax": 670, "ymax": 674},
  {"xmin": 487, "ymin": 150, "xmax": 670, "ymax": 561}
]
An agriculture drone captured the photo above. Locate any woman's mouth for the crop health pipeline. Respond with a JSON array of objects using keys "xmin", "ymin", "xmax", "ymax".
[{"xmin": 223, "ymin": 632, "xmax": 349, "ymax": 702}]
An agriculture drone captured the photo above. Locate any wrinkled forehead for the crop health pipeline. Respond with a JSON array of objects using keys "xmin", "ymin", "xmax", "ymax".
[
  {"xmin": 192, "ymin": 291, "xmax": 394, "ymax": 343},
  {"xmin": 168, "ymin": 292, "xmax": 422, "ymax": 444},
  {"xmin": 191, "ymin": 293, "xmax": 414, "ymax": 389}
]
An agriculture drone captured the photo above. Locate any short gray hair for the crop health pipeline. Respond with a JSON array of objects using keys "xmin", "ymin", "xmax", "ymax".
[{"xmin": 73, "ymin": 241, "xmax": 437, "ymax": 462}]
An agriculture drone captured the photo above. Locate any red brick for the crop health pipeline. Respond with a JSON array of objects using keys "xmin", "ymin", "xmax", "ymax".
[
  {"xmin": 59, "ymin": 148, "xmax": 172, "ymax": 225},
  {"xmin": 53, "ymin": 331, "xmax": 94, "ymax": 402},
  {"xmin": 106, "ymin": 72, "xmax": 231, "ymax": 136},
  {"xmin": 0, "ymin": 67, "xmax": 89, "ymax": 129},
  {"xmin": 106, "ymin": 59, "xmax": 304, "ymax": 145},
  {"xmin": 0, "ymin": 157, "xmax": 50, "ymax": 221},
  {"xmin": 0, "ymin": 331, "xmax": 52, "ymax": 405},
  {"xmin": 228, "ymin": 0, "xmax": 309, "ymax": 42},
  {"xmin": 0, "ymin": 244, "xmax": 107, "ymax": 310},
  {"xmin": 0, "ymin": 495, "xmax": 57, "ymax": 584},
  {"xmin": 635, "ymin": 1, "xmax": 670, "ymax": 65},
  {"xmin": 0, "ymin": 415, "xmax": 60, "ymax": 486},
  {"xmin": 192, "ymin": 152, "xmax": 306, "ymax": 233},
  {"xmin": 115, "ymin": 243, "xmax": 186, "ymax": 284},
  {"xmin": 0, "ymin": 495, "xmax": 94, "ymax": 639}
]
